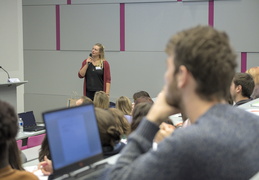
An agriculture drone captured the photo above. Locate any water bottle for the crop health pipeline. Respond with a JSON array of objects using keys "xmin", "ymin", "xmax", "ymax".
[{"xmin": 18, "ymin": 118, "xmax": 24, "ymax": 133}]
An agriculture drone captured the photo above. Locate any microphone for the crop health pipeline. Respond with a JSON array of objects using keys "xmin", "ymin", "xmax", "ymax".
[
  {"xmin": 0, "ymin": 66, "xmax": 10, "ymax": 82},
  {"xmin": 89, "ymin": 53, "xmax": 92, "ymax": 57}
]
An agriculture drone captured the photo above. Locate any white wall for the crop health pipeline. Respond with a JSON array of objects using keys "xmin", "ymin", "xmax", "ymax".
[
  {"xmin": 0, "ymin": 0, "xmax": 24, "ymax": 112},
  {"xmin": 22, "ymin": 0, "xmax": 259, "ymax": 122}
]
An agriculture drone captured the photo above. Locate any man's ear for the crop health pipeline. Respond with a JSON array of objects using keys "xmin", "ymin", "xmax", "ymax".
[
  {"xmin": 177, "ymin": 65, "xmax": 188, "ymax": 88},
  {"xmin": 236, "ymin": 85, "xmax": 242, "ymax": 93}
]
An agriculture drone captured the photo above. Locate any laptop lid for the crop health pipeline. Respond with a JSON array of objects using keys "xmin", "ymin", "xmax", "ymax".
[
  {"xmin": 42, "ymin": 104, "xmax": 103, "ymax": 178},
  {"xmin": 18, "ymin": 111, "xmax": 37, "ymax": 128}
]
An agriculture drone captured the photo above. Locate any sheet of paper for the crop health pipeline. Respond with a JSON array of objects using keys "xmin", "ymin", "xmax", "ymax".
[{"xmin": 24, "ymin": 166, "xmax": 48, "ymax": 180}]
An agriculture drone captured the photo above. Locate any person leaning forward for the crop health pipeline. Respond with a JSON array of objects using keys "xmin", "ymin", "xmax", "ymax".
[{"xmin": 105, "ymin": 25, "xmax": 259, "ymax": 180}]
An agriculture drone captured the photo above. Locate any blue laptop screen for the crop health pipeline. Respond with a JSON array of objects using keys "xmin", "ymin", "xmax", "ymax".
[{"xmin": 43, "ymin": 104, "xmax": 102, "ymax": 171}]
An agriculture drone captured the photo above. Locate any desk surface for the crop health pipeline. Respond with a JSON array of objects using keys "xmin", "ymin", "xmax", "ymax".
[
  {"xmin": 238, "ymin": 98, "xmax": 259, "ymax": 116},
  {"xmin": 23, "ymin": 154, "xmax": 120, "ymax": 180},
  {"xmin": 16, "ymin": 130, "xmax": 46, "ymax": 140}
]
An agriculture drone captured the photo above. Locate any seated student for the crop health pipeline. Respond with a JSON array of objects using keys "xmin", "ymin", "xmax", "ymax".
[
  {"xmin": 130, "ymin": 102, "xmax": 153, "ymax": 132},
  {"xmin": 133, "ymin": 91, "xmax": 183, "ymax": 127},
  {"xmin": 131, "ymin": 102, "xmax": 174, "ymax": 145},
  {"xmin": 93, "ymin": 91, "xmax": 110, "ymax": 109},
  {"xmin": 0, "ymin": 100, "xmax": 38, "ymax": 180},
  {"xmin": 95, "ymin": 108, "xmax": 126, "ymax": 158},
  {"xmin": 132, "ymin": 90, "xmax": 154, "ymax": 106},
  {"xmin": 108, "ymin": 108, "xmax": 130, "ymax": 138},
  {"xmin": 38, "ymin": 107, "xmax": 125, "ymax": 176},
  {"xmin": 116, "ymin": 96, "xmax": 132, "ymax": 123},
  {"xmin": 75, "ymin": 96, "xmax": 93, "ymax": 106},
  {"xmin": 246, "ymin": 66, "xmax": 259, "ymax": 99},
  {"xmin": 105, "ymin": 25, "xmax": 259, "ymax": 180},
  {"xmin": 230, "ymin": 72, "xmax": 255, "ymax": 106}
]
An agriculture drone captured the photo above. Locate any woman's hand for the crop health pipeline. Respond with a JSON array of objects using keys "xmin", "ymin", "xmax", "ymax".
[
  {"xmin": 38, "ymin": 156, "xmax": 53, "ymax": 176},
  {"xmin": 86, "ymin": 57, "xmax": 92, "ymax": 63}
]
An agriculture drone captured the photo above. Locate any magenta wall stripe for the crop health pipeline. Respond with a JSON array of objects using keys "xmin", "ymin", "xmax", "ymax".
[
  {"xmin": 67, "ymin": 0, "xmax": 71, "ymax": 5},
  {"xmin": 208, "ymin": 0, "xmax": 214, "ymax": 27},
  {"xmin": 241, "ymin": 52, "xmax": 247, "ymax": 72},
  {"xmin": 177, "ymin": 0, "xmax": 182, "ymax": 1},
  {"xmin": 56, "ymin": 5, "xmax": 60, "ymax": 50},
  {"xmin": 120, "ymin": 3, "xmax": 125, "ymax": 51}
]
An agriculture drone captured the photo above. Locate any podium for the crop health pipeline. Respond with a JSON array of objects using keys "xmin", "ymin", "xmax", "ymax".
[{"xmin": 0, "ymin": 81, "xmax": 28, "ymax": 110}]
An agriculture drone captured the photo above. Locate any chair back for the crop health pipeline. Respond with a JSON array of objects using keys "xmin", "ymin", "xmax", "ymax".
[{"xmin": 27, "ymin": 134, "xmax": 46, "ymax": 148}]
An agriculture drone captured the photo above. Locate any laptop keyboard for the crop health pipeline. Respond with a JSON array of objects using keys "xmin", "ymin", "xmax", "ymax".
[
  {"xmin": 24, "ymin": 126, "xmax": 45, "ymax": 132},
  {"xmin": 75, "ymin": 163, "xmax": 109, "ymax": 179}
]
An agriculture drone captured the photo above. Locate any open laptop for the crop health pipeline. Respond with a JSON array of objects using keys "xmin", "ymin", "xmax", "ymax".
[
  {"xmin": 18, "ymin": 111, "xmax": 45, "ymax": 132},
  {"xmin": 42, "ymin": 104, "xmax": 108, "ymax": 180}
]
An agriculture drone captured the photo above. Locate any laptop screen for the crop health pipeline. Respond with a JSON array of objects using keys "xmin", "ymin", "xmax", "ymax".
[
  {"xmin": 18, "ymin": 111, "xmax": 37, "ymax": 127},
  {"xmin": 42, "ymin": 104, "xmax": 103, "ymax": 177}
]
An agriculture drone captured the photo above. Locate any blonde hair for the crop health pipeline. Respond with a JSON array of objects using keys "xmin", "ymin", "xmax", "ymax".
[
  {"xmin": 93, "ymin": 91, "xmax": 109, "ymax": 109},
  {"xmin": 95, "ymin": 43, "xmax": 105, "ymax": 68},
  {"xmin": 116, "ymin": 96, "xmax": 132, "ymax": 115},
  {"xmin": 95, "ymin": 43, "xmax": 105, "ymax": 60},
  {"xmin": 75, "ymin": 96, "xmax": 93, "ymax": 106},
  {"xmin": 246, "ymin": 67, "xmax": 259, "ymax": 85}
]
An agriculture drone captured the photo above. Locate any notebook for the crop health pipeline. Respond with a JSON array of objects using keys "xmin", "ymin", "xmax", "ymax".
[
  {"xmin": 18, "ymin": 111, "xmax": 45, "ymax": 132},
  {"xmin": 42, "ymin": 104, "xmax": 108, "ymax": 180}
]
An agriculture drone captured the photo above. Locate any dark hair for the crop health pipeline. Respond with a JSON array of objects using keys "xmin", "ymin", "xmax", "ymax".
[
  {"xmin": 134, "ymin": 96, "xmax": 154, "ymax": 106},
  {"xmin": 95, "ymin": 108, "xmax": 121, "ymax": 146},
  {"xmin": 0, "ymin": 100, "xmax": 18, "ymax": 144},
  {"xmin": 39, "ymin": 135, "xmax": 51, "ymax": 162},
  {"xmin": 133, "ymin": 91, "xmax": 151, "ymax": 101},
  {"xmin": 233, "ymin": 73, "xmax": 255, "ymax": 98},
  {"xmin": 131, "ymin": 102, "xmax": 152, "ymax": 132},
  {"xmin": 0, "ymin": 100, "xmax": 20, "ymax": 169},
  {"xmin": 166, "ymin": 25, "xmax": 237, "ymax": 101},
  {"xmin": 8, "ymin": 139, "xmax": 24, "ymax": 170}
]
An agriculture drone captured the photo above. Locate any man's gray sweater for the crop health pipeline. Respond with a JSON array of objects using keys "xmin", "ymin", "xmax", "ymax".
[{"xmin": 106, "ymin": 104, "xmax": 259, "ymax": 180}]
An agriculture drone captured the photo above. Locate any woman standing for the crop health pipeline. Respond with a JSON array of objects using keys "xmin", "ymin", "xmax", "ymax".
[{"xmin": 78, "ymin": 43, "xmax": 111, "ymax": 100}]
